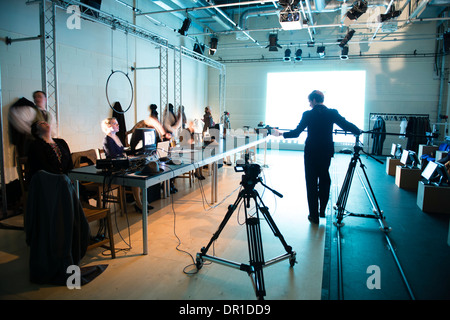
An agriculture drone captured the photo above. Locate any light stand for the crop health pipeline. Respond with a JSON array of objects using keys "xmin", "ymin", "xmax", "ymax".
[{"xmin": 195, "ymin": 162, "xmax": 297, "ymax": 300}]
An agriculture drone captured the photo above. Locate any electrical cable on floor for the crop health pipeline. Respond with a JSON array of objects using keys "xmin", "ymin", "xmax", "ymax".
[{"xmin": 97, "ymin": 172, "xmax": 132, "ymax": 257}]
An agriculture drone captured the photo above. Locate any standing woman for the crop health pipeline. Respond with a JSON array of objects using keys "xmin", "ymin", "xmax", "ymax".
[
  {"xmin": 27, "ymin": 120, "xmax": 73, "ymax": 179},
  {"xmin": 202, "ymin": 106, "xmax": 214, "ymax": 133},
  {"xmin": 102, "ymin": 117, "xmax": 125, "ymax": 158}
]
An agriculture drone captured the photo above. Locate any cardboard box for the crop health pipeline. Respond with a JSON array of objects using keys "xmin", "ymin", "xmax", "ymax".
[
  {"xmin": 386, "ymin": 157, "xmax": 402, "ymax": 176},
  {"xmin": 418, "ymin": 144, "xmax": 438, "ymax": 161},
  {"xmin": 417, "ymin": 181, "xmax": 450, "ymax": 214},
  {"xmin": 395, "ymin": 165, "xmax": 422, "ymax": 190}
]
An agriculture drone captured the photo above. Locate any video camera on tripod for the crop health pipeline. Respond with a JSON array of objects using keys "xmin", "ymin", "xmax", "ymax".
[
  {"xmin": 195, "ymin": 153, "xmax": 294, "ymax": 300},
  {"xmin": 234, "ymin": 155, "xmax": 283, "ymax": 198}
]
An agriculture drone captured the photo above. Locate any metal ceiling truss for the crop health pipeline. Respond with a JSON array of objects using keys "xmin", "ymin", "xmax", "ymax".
[
  {"xmin": 25, "ymin": 0, "xmax": 226, "ymax": 124},
  {"xmin": 39, "ymin": 0, "xmax": 59, "ymax": 136}
]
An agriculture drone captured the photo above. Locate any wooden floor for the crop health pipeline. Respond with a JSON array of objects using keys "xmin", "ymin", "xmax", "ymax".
[{"xmin": 0, "ymin": 150, "xmax": 327, "ymax": 300}]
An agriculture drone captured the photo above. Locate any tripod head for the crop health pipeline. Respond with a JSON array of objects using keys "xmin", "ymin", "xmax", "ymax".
[
  {"xmin": 351, "ymin": 133, "xmax": 384, "ymax": 164},
  {"xmin": 235, "ymin": 158, "xmax": 283, "ymax": 198}
]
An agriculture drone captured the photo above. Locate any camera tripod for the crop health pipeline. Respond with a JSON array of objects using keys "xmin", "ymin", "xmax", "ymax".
[
  {"xmin": 333, "ymin": 135, "xmax": 390, "ymax": 232},
  {"xmin": 195, "ymin": 163, "xmax": 297, "ymax": 300},
  {"xmin": 332, "ymin": 133, "xmax": 416, "ymax": 300}
]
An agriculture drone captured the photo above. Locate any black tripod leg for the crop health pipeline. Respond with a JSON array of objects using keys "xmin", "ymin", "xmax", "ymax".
[
  {"xmin": 246, "ymin": 216, "xmax": 266, "ymax": 300},
  {"xmin": 199, "ymin": 192, "xmax": 243, "ymax": 257},
  {"xmin": 335, "ymin": 157, "xmax": 357, "ymax": 225},
  {"xmin": 255, "ymin": 192, "xmax": 293, "ymax": 255},
  {"xmin": 356, "ymin": 159, "xmax": 390, "ymax": 232}
]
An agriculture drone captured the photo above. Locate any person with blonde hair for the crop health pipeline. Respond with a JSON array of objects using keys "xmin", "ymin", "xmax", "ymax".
[{"xmin": 102, "ymin": 117, "xmax": 125, "ymax": 158}]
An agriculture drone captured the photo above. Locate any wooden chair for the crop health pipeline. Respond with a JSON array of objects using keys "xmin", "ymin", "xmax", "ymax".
[
  {"xmin": 176, "ymin": 170, "xmax": 195, "ymax": 187},
  {"xmin": 71, "ymin": 149, "xmax": 127, "ymax": 216},
  {"xmin": 83, "ymin": 206, "xmax": 116, "ymax": 259}
]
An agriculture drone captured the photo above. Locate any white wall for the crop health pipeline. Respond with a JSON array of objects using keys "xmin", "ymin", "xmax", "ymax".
[
  {"xmin": 209, "ymin": 20, "xmax": 447, "ymax": 155},
  {"xmin": 0, "ymin": 0, "xmax": 209, "ymax": 183}
]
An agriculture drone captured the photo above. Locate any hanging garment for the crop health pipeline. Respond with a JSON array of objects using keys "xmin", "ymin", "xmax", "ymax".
[
  {"xmin": 371, "ymin": 116, "xmax": 386, "ymax": 155},
  {"xmin": 406, "ymin": 117, "xmax": 431, "ymax": 152},
  {"xmin": 399, "ymin": 118, "xmax": 407, "ymax": 139}
]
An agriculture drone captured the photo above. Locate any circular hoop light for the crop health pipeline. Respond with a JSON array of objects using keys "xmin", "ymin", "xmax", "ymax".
[{"xmin": 105, "ymin": 70, "xmax": 133, "ymax": 114}]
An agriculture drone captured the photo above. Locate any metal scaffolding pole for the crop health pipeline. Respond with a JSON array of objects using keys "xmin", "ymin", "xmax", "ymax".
[
  {"xmin": 174, "ymin": 46, "xmax": 182, "ymax": 110},
  {"xmin": 160, "ymin": 45, "xmax": 169, "ymax": 120},
  {"xmin": 40, "ymin": 0, "xmax": 59, "ymax": 136},
  {"xmin": 219, "ymin": 66, "xmax": 226, "ymax": 116},
  {"xmin": 0, "ymin": 65, "xmax": 7, "ymax": 219}
]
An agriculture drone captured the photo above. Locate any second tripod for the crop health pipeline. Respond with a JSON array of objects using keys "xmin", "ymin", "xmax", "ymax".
[
  {"xmin": 334, "ymin": 135, "xmax": 390, "ymax": 231},
  {"xmin": 195, "ymin": 162, "xmax": 297, "ymax": 300}
]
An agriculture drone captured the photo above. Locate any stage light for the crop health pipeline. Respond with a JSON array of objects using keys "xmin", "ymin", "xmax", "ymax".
[
  {"xmin": 294, "ymin": 49, "xmax": 302, "ymax": 61},
  {"xmin": 317, "ymin": 46, "xmax": 325, "ymax": 58},
  {"xmin": 379, "ymin": 4, "xmax": 401, "ymax": 22},
  {"xmin": 209, "ymin": 37, "xmax": 218, "ymax": 55},
  {"xmin": 266, "ymin": 34, "xmax": 282, "ymax": 52},
  {"xmin": 340, "ymin": 46, "xmax": 349, "ymax": 60},
  {"xmin": 193, "ymin": 43, "xmax": 205, "ymax": 55},
  {"xmin": 178, "ymin": 17, "xmax": 191, "ymax": 36},
  {"xmin": 283, "ymin": 49, "xmax": 292, "ymax": 62},
  {"xmin": 339, "ymin": 28, "xmax": 355, "ymax": 48},
  {"xmin": 344, "ymin": 0, "xmax": 367, "ymax": 25}
]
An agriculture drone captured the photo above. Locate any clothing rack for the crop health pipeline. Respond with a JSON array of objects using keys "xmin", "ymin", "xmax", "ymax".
[{"xmin": 367, "ymin": 113, "xmax": 430, "ymax": 155}]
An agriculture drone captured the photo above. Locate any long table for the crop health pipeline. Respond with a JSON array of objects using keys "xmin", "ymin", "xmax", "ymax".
[{"xmin": 68, "ymin": 134, "xmax": 269, "ymax": 255}]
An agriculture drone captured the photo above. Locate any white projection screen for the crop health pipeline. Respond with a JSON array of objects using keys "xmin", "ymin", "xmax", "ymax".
[{"xmin": 266, "ymin": 70, "xmax": 365, "ymax": 143}]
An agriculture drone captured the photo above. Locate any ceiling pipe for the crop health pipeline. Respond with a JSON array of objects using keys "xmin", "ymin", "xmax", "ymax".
[
  {"xmin": 203, "ymin": 0, "xmax": 263, "ymax": 47},
  {"xmin": 304, "ymin": 0, "xmax": 318, "ymax": 34}
]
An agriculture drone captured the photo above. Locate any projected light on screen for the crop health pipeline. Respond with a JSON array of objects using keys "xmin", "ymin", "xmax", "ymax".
[{"xmin": 265, "ymin": 70, "xmax": 365, "ymax": 143}]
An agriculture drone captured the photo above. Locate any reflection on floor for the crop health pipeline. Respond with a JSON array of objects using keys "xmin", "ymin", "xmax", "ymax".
[{"xmin": 324, "ymin": 153, "xmax": 450, "ymax": 300}]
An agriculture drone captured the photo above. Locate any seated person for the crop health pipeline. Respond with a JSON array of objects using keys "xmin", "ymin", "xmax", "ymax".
[
  {"xmin": 129, "ymin": 113, "xmax": 171, "ymax": 154},
  {"xmin": 102, "ymin": 117, "xmax": 126, "ymax": 158},
  {"xmin": 27, "ymin": 120, "xmax": 73, "ymax": 179}
]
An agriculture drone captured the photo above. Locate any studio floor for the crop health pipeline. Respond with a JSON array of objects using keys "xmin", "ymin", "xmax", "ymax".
[{"xmin": 0, "ymin": 149, "xmax": 449, "ymax": 301}]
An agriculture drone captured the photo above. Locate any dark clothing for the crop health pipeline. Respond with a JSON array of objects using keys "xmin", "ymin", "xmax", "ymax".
[
  {"xmin": 112, "ymin": 102, "xmax": 127, "ymax": 146},
  {"xmin": 103, "ymin": 135, "xmax": 124, "ymax": 158},
  {"xmin": 406, "ymin": 116, "xmax": 431, "ymax": 153},
  {"xmin": 27, "ymin": 138, "xmax": 73, "ymax": 180},
  {"xmin": 203, "ymin": 112, "xmax": 214, "ymax": 132},
  {"xmin": 283, "ymin": 104, "xmax": 361, "ymax": 221},
  {"xmin": 371, "ymin": 116, "xmax": 386, "ymax": 155},
  {"xmin": 25, "ymin": 170, "xmax": 90, "ymax": 285},
  {"xmin": 304, "ymin": 153, "xmax": 331, "ymax": 219},
  {"xmin": 283, "ymin": 105, "xmax": 361, "ymax": 158}
]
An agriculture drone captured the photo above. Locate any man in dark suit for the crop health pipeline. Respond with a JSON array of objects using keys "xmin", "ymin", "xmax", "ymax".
[{"xmin": 272, "ymin": 90, "xmax": 361, "ymax": 224}]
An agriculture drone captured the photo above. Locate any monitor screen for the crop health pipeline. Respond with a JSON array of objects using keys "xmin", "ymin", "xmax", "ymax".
[
  {"xmin": 422, "ymin": 161, "xmax": 450, "ymax": 185},
  {"xmin": 400, "ymin": 150, "xmax": 410, "ymax": 165},
  {"xmin": 131, "ymin": 128, "xmax": 157, "ymax": 154},
  {"xmin": 391, "ymin": 143, "xmax": 397, "ymax": 157},
  {"xmin": 144, "ymin": 129, "xmax": 156, "ymax": 147},
  {"xmin": 421, "ymin": 161, "xmax": 438, "ymax": 181}
]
